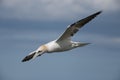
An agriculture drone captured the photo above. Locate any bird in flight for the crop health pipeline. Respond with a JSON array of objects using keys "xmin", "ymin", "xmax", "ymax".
[{"xmin": 22, "ymin": 11, "xmax": 102, "ymax": 62}]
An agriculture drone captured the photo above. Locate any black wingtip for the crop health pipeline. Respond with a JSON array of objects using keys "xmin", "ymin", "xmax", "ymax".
[
  {"xmin": 22, "ymin": 52, "xmax": 36, "ymax": 62},
  {"xmin": 22, "ymin": 56, "xmax": 30, "ymax": 62},
  {"xmin": 92, "ymin": 11, "xmax": 102, "ymax": 17},
  {"xmin": 22, "ymin": 56, "xmax": 31, "ymax": 62},
  {"xmin": 96, "ymin": 11, "xmax": 102, "ymax": 15}
]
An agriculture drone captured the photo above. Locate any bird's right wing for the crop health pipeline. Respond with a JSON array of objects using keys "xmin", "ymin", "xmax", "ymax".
[{"xmin": 56, "ymin": 11, "xmax": 102, "ymax": 42}]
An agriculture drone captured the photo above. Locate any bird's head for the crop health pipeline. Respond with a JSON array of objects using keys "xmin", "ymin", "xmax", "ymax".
[
  {"xmin": 22, "ymin": 45, "xmax": 48, "ymax": 62},
  {"xmin": 37, "ymin": 45, "xmax": 48, "ymax": 53}
]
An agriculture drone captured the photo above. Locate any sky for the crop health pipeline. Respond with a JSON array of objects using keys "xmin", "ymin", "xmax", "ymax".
[{"xmin": 0, "ymin": 0, "xmax": 120, "ymax": 80}]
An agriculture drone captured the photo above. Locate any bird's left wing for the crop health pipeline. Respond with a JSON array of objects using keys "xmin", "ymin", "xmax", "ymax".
[{"xmin": 56, "ymin": 11, "xmax": 102, "ymax": 42}]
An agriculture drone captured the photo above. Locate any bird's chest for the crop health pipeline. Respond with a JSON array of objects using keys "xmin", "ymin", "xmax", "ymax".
[
  {"xmin": 45, "ymin": 41, "xmax": 72, "ymax": 53},
  {"xmin": 45, "ymin": 41, "xmax": 61, "ymax": 52}
]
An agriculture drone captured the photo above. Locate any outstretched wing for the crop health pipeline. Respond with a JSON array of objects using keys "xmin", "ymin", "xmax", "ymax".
[
  {"xmin": 22, "ymin": 52, "xmax": 36, "ymax": 62},
  {"xmin": 22, "ymin": 51, "xmax": 42, "ymax": 62},
  {"xmin": 56, "ymin": 11, "xmax": 102, "ymax": 42}
]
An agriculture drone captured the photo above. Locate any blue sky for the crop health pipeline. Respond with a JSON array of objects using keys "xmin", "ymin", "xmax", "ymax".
[{"xmin": 0, "ymin": 0, "xmax": 120, "ymax": 80}]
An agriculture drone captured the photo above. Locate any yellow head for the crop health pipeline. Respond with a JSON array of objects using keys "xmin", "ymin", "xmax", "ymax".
[{"xmin": 37, "ymin": 45, "xmax": 48, "ymax": 53}]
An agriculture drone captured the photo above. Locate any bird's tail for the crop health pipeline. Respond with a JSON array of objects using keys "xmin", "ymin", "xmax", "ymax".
[
  {"xmin": 22, "ymin": 51, "xmax": 41, "ymax": 62},
  {"xmin": 73, "ymin": 42, "xmax": 91, "ymax": 48},
  {"xmin": 78, "ymin": 42, "xmax": 91, "ymax": 47}
]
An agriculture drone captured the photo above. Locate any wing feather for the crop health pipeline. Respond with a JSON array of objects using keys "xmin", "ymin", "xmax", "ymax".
[{"xmin": 56, "ymin": 11, "xmax": 102, "ymax": 42}]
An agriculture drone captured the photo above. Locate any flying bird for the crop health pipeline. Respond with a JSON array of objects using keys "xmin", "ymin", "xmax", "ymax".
[{"xmin": 22, "ymin": 11, "xmax": 102, "ymax": 62}]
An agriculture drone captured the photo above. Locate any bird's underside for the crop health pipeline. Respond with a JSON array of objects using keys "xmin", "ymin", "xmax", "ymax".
[{"xmin": 22, "ymin": 11, "xmax": 102, "ymax": 62}]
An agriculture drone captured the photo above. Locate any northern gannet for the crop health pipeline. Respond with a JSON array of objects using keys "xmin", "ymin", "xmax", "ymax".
[{"xmin": 22, "ymin": 11, "xmax": 102, "ymax": 62}]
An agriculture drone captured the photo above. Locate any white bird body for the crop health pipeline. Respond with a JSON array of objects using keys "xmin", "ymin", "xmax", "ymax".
[
  {"xmin": 22, "ymin": 11, "xmax": 102, "ymax": 62},
  {"xmin": 44, "ymin": 41, "xmax": 74, "ymax": 52},
  {"xmin": 46, "ymin": 40, "xmax": 72, "ymax": 52}
]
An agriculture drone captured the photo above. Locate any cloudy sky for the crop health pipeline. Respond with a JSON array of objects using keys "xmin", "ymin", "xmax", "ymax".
[
  {"xmin": 0, "ymin": 0, "xmax": 120, "ymax": 80},
  {"xmin": 0, "ymin": 0, "xmax": 120, "ymax": 20}
]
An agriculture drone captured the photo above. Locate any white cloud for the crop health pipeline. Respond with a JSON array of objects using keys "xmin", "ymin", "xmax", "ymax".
[{"xmin": 0, "ymin": 0, "xmax": 119, "ymax": 21}]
